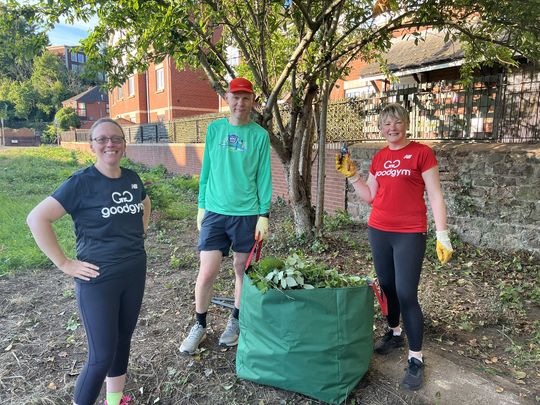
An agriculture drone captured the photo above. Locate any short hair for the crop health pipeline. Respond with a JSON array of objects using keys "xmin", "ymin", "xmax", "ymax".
[
  {"xmin": 89, "ymin": 118, "xmax": 125, "ymax": 141},
  {"xmin": 378, "ymin": 103, "xmax": 409, "ymax": 128}
]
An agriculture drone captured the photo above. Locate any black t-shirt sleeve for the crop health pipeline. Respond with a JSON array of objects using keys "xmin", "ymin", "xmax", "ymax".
[{"xmin": 51, "ymin": 173, "xmax": 83, "ymax": 213}]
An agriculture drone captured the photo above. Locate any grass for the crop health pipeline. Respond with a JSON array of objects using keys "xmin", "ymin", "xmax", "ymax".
[
  {"xmin": 0, "ymin": 146, "xmax": 199, "ymax": 276},
  {"xmin": 0, "ymin": 147, "xmax": 90, "ymax": 275}
]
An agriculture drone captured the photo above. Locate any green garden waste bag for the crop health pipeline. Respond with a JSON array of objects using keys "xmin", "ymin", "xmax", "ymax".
[{"xmin": 236, "ymin": 274, "xmax": 374, "ymax": 405}]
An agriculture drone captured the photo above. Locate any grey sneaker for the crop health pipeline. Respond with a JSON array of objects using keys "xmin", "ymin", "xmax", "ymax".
[
  {"xmin": 219, "ymin": 316, "xmax": 240, "ymax": 346},
  {"xmin": 180, "ymin": 322, "xmax": 206, "ymax": 354}
]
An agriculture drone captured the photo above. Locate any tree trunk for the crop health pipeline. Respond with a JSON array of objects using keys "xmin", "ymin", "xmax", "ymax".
[
  {"xmin": 273, "ymin": 92, "xmax": 316, "ymax": 238},
  {"xmin": 284, "ymin": 159, "xmax": 315, "ymax": 238},
  {"xmin": 314, "ymin": 68, "xmax": 332, "ymax": 235}
]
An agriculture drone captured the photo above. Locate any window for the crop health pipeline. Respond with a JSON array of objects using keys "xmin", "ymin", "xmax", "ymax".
[
  {"xmin": 77, "ymin": 102, "xmax": 86, "ymax": 117},
  {"xmin": 72, "ymin": 64, "xmax": 83, "ymax": 73},
  {"xmin": 128, "ymin": 75, "xmax": 135, "ymax": 96},
  {"xmin": 77, "ymin": 53, "xmax": 85, "ymax": 63},
  {"xmin": 118, "ymin": 85, "xmax": 123, "ymax": 99},
  {"xmin": 106, "ymin": 103, "xmax": 110, "ymax": 114},
  {"xmin": 70, "ymin": 51, "xmax": 77, "ymax": 62},
  {"xmin": 156, "ymin": 67, "xmax": 164, "ymax": 91},
  {"xmin": 345, "ymin": 86, "xmax": 373, "ymax": 99}
]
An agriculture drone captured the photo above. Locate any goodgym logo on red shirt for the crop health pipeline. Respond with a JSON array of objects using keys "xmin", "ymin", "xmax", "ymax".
[{"xmin": 375, "ymin": 159, "xmax": 411, "ymax": 178}]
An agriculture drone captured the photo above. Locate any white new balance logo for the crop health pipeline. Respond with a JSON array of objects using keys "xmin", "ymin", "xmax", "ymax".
[
  {"xmin": 131, "ymin": 184, "xmax": 138, "ymax": 189},
  {"xmin": 404, "ymin": 154, "xmax": 412, "ymax": 159}
]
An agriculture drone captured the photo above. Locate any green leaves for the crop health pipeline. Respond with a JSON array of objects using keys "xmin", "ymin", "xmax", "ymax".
[
  {"xmin": 54, "ymin": 106, "xmax": 80, "ymax": 131},
  {"xmin": 248, "ymin": 252, "xmax": 367, "ymax": 292}
]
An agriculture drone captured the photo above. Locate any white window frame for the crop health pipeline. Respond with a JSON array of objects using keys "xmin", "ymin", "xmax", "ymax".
[
  {"xmin": 128, "ymin": 75, "xmax": 135, "ymax": 96},
  {"xmin": 156, "ymin": 67, "xmax": 164, "ymax": 92},
  {"xmin": 77, "ymin": 102, "xmax": 86, "ymax": 117}
]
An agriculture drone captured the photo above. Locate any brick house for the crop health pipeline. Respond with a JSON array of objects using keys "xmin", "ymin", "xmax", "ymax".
[
  {"xmin": 62, "ymin": 86, "xmax": 109, "ymax": 128},
  {"xmin": 332, "ymin": 28, "xmax": 467, "ymax": 100},
  {"xmin": 46, "ymin": 45, "xmax": 88, "ymax": 74},
  {"xmin": 109, "ymin": 56, "xmax": 219, "ymax": 124}
]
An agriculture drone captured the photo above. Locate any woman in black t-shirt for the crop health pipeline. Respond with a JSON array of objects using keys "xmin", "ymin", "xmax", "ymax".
[{"xmin": 27, "ymin": 118, "xmax": 151, "ymax": 405}]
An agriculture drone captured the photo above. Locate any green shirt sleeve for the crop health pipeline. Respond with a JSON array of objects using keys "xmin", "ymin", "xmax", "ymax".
[
  {"xmin": 197, "ymin": 127, "xmax": 211, "ymax": 209},
  {"xmin": 256, "ymin": 130, "xmax": 272, "ymax": 215}
]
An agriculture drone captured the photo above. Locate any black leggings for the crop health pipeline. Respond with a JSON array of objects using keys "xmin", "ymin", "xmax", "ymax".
[
  {"xmin": 73, "ymin": 256, "xmax": 146, "ymax": 405},
  {"xmin": 368, "ymin": 227, "xmax": 426, "ymax": 352}
]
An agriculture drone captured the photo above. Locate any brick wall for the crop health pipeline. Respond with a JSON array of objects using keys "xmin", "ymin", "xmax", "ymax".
[
  {"xmin": 60, "ymin": 141, "xmax": 539, "ymax": 255},
  {"xmin": 170, "ymin": 66, "xmax": 219, "ymax": 118},
  {"xmin": 85, "ymin": 101, "xmax": 108, "ymax": 121},
  {"xmin": 109, "ymin": 58, "xmax": 218, "ymax": 124}
]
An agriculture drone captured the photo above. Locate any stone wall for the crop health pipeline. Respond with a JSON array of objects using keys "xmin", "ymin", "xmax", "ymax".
[{"xmin": 346, "ymin": 142, "xmax": 540, "ymax": 256}]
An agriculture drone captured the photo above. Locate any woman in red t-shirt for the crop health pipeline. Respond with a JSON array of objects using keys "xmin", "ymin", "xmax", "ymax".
[{"xmin": 336, "ymin": 103, "xmax": 453, "ymax": 391}]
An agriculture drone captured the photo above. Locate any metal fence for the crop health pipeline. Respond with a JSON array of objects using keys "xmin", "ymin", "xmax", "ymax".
[
  {"xmin": 328, "ymin": 68, "xmax": 539, "ymax": 143},
  {"xmin": 61, "ymin": 68, "xmax": 539, "ymax": 144}
]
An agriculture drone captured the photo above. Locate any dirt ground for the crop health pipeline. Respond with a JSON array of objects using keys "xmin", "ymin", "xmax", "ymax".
[{"xmin": 0, "ymin": 201, "xmax": 538, "ymax": 404}]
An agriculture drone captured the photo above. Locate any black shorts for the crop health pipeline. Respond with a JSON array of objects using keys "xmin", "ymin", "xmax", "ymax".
[{"xmin": 198, "ymin": 211, "xmax": 258, "ymax": 255}]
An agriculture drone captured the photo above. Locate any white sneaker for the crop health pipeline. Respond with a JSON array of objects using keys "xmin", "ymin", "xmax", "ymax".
[
  {"xmin": 180, "ymin": 322, "xmax": 206, "ymax": 354},
  {"xmin": 219, "ymin": 316, "xmax": 240, "ymax": 346}
]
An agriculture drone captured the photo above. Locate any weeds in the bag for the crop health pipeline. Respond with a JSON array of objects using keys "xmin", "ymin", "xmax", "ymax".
[{"xmin": 247, "ymin": 252, "xmax": 368, "ymax": 293}]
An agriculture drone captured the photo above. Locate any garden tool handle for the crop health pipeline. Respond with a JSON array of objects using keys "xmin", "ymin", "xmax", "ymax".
[
  {"xmin": 369, "ymin": 279, "xmax": 388, "ymax": 316},
  {"xmin": 245, "ymin": 240, "xmax": 263, "ymax": 270}
]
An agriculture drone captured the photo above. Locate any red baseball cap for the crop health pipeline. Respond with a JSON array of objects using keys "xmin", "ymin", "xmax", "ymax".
[{"xmin": 228, "ymin": 77, "xmax": 254, "ymax": 93}]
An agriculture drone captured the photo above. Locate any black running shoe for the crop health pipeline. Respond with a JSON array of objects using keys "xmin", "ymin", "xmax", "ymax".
[
  {"xmin": 401, "ymin": 357, "xmax": 425, "ymax": 391},
  {"xmin": 374, "ymin": 330, "xmax": 405, "ymax": 354}
]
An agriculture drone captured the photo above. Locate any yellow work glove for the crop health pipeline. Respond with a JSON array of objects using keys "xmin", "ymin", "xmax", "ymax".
[
  {"xmin": 335, "ymin": 153, "xmax": 357, "ymax": 178},
  {"xmin": 436, "ymin": 230, "xmax": 454, "ymax": 264},
  {"xmin": 255, "ymin": 216, "xmax": 269, "ymax": 241},
  {"xmin": 372, "ymin": 0, "xmax": 391, "ymax": 16},
  {"xmin": 197, "ymin": 208, "xmax": 205, "ymax": 231}
]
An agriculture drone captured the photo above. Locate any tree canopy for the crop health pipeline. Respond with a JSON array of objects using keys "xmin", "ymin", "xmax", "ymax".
[
  {"xmin": 0, "ymin": 2, "xmax": 105, "ymax": 127},
  {"xmin": 55, "ymin": 106, "xmax": 81, "ymax": 130},
  {"xmin": 0, "ymin": 1, "xmax": 48, "ymax": 82},
  {"xmin": 37, "ymin": 0, "xmax": 540, "ymax": 236}
]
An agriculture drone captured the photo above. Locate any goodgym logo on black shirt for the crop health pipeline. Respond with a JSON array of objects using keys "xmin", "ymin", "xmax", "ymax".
[{"xmin": 101, "ymin": 190, "xmax": 144, "ymax": 218}]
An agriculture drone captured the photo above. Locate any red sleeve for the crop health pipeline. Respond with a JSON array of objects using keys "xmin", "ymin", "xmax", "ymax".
[{"xmin": 418, "ymin": 145, "xmax": 438, "ymax": 173}]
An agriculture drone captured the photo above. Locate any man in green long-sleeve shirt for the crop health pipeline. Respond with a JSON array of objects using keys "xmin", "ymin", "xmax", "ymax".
[{"xmin": 180, "ymin": 77, "xmax": 272, "ymax": 355}]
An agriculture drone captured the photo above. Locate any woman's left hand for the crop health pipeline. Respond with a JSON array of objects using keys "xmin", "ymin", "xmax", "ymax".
[{"xmin": 436, "ymin": 230, "xmax": 454, "ymax": 264}]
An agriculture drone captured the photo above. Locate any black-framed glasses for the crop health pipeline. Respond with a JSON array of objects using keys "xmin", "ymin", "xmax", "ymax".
[{"xmin": 92, "ymin": 136, "xmax": 125, "ymax": 144}]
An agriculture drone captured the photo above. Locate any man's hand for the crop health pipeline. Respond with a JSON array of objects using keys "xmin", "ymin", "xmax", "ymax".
[
  {"xmin": 197, "ymin": 208, "xmax": 205, "ymax": 231},
  {"xmin": 335, "ymin": 153, "xmax": 357, "ymax": 178},
  {"xmin": 436, "ymin": 230, "xmax": 454, "ymax": 264},
  {"xmin": 255, "ymin": 216, "xmax": 269, "ymax": 241}
]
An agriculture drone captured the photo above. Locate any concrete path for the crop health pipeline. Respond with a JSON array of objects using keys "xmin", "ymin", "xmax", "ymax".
[{"xmin": 371, "ymin": 342, "xmax": 536, "ymax": 405}]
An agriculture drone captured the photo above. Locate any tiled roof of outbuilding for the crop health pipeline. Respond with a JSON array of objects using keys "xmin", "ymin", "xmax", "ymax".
[{"xmin": 360, "ymin": 30, "xmax": 464, "ymax": 78}]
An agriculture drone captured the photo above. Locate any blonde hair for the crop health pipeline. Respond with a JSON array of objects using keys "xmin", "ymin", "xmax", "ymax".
[
  {"xmin": 89, "ymin": 118, "xmax": 126, "ymax": 141},
  {"xmin": 378, "ymin": 103, "xmax": 409, "ymax": 128}
]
